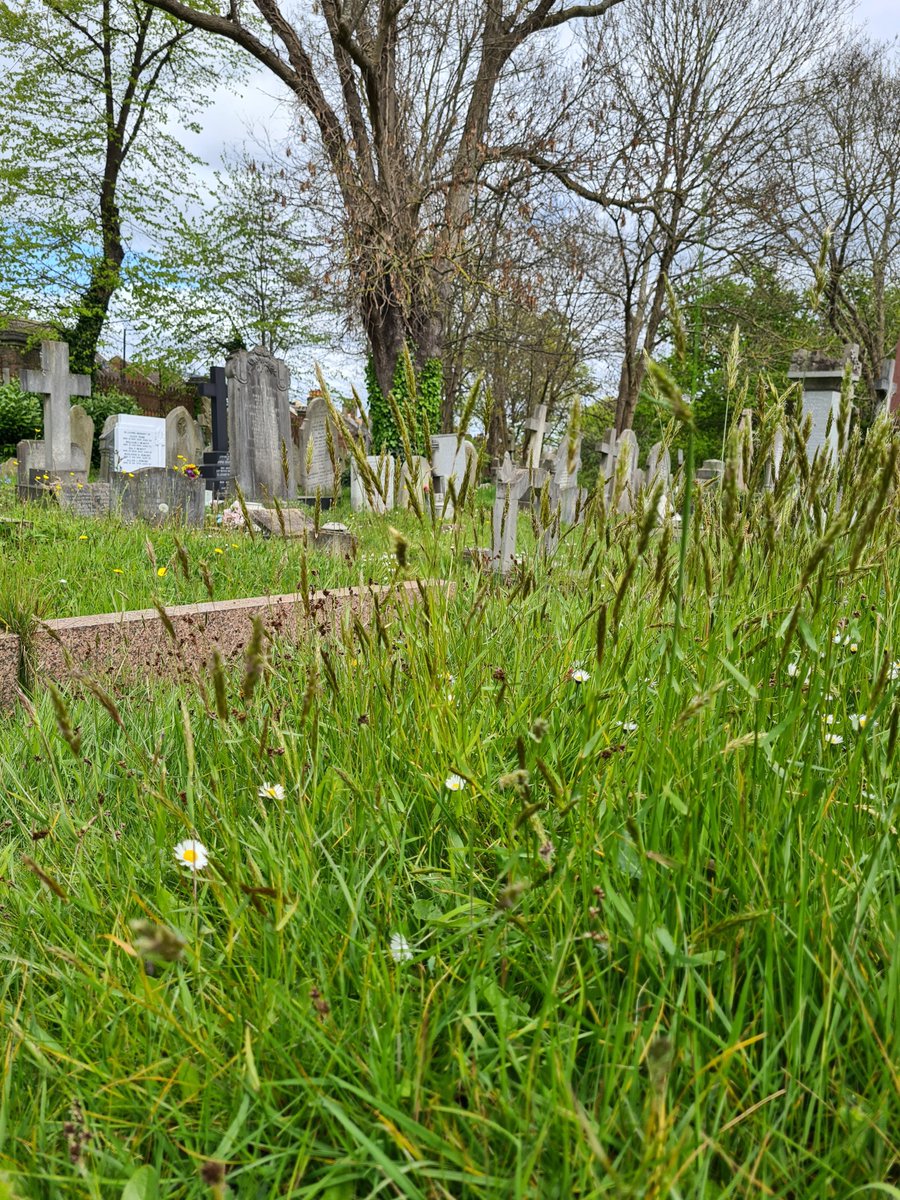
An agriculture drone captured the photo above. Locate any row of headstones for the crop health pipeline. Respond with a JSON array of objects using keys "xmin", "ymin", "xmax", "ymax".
[{"xmin": 348, "ymin": 436, "xmax": 479, "ymax": 513}]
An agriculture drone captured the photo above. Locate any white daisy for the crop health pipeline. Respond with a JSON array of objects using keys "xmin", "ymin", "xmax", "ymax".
[
  {"xmin": 787, "ymin": 662, "xmax": 801, "ymax": 677},
  {"xmin": 445, "ymin": 773, "xmax": 466, "ymax": 791},
  {"xmin": 174, "ymin": 839, "xmax": 209, "ymax": 871},
  {"xmin": 258, "ymin": 783, "xmax": 285, "ymax": 801},
  {"xmin": 571, "ymin": 668, "xmax": 590, "ymax": 683},
  {"xmin": 389, "ymin": 933, "xmax": 413, "ymax": 963},
  {"xmin": 824, "ymin": 732, "xmax": 844, "ymax": 745},
  {"xmin": 619, "ymin": 721, "xmax": 639, "ymax": 733}
]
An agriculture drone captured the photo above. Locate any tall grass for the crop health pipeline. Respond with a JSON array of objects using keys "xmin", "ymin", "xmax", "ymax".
[{"xmin": 0, "ymin": 394, "xmax": 898, "ymax": 1198}]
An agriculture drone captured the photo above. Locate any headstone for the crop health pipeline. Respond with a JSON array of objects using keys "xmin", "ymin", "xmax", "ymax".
[
  {"xmin": 491, "ymin": 453, "xmax": 530, "ymax": 573},
  {"xmin": 58, "ymin": 482, "xmax": 111, "ymax": 517},
  {"xmin": 110, "ymin": 467, "xmax": 205, "ymax": 527},
  {"xmin": 20, "ymin": 340, "xmax": 90, "ymax": 474},
  {"xmin": 598, "ymin": 427, "xmax": 618, "ymax": 485},
  {"xmin": 612, "ymin": 429, "xmax": 639, "ymax": 512},
  {"xmin": 193, "ymin": 366, "xmax": 231, "ymax": 497},
  {"xmin": 695, "ymin": 458, "xmax": 725, "ymax": 483},
  {"xmin": 432, "ymin": 437, "xmax": 477, "ymax": 513},
  {"xmin": 310, "ymin": 522, "xmax": 357, "ymax": 558},
  {"xmin": 99, "ymin": 413, "xmax": 167, "ymax": 477},
  {"xmin": 166, "ymin": 405, "xmax": 203, "ymax": 469},
  {"xmin": 647, "ymin": 442, "xmax": 673, "ymax": 519},
  {"xmin": 226, "ymin": 345, "xmax": 295, "ymax": 501},
  {"xmin": 249, "ymin": 507, "xmax": 314, "ymax": 538},
  {"xmin": 787, "ymin": 345, "xmax": 860, "ymax": 464},
  {"xmin": 350, "ymin": 455, "xmax": 395, "ymax": 512},
  {"xmin": 16, "ymin": 439, "xmax": 87, "ymax": 500},
  {"xmin": 771, "ymin": 425, "xmax": 785, "ymax": 483},
  {"xmin": 876, "ymin": 342, "xmax": 900, "ymax": 416},
  {"xmin": 296, "ymin": 396, "xmax": 337, "ymax": 496},
  {"xmin": 522, "ymin": 404, "xmax": 547, "ymax": 469},
  {"xmin": 397, "ymin": 455, "xmax": 431, "ymax": 510},
  {"xmin": 69, "ymin": 405, "xmax": 94, "ymax": 470}
]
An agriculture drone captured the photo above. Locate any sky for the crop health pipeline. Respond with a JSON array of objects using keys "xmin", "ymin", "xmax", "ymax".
[{"xmin": 118, "ymin": 0, "xmax": 900, "ymax": 395}]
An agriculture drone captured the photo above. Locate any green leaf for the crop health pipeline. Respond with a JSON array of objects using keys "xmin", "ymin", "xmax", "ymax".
[{"xmin": 121, "ymin": 1166, "xmax": 159, "ymax": 1200}]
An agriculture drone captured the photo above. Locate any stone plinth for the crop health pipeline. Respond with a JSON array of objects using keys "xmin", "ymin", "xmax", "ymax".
[{"xmin": 111, "ymin": 467, "xmax": 205, "ymax": 527}]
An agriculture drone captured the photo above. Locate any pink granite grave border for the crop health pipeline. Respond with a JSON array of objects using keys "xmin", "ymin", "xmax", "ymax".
[{"xmin": 0, "ymin": 580, "xmax": 451, "ymax": 711}]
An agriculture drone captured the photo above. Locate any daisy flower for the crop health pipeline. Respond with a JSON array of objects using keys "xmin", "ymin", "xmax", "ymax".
[
  {"xmin": 174, "ymin": 839, "xmax": 208, "ymax": 871},
  {"xmin": 445, "ymin": 773, "xmax": 466, "ymax": 791},
  {"xmin": 258, "ymin": 783, "xmax": 285, "ymax": 800},
  {"xmin": 824, "ymin": 733, "xmax": 844, "ymax": 745},
  {"xmin": 389, "ymin": 933, "xmax": 413, "ymax": 963},
  {"xmin": 570, "ymin": 668, "xmax": 590, "ymax": 683}
]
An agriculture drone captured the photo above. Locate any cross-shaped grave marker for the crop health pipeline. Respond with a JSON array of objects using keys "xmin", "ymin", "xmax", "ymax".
[{"xmin": 21, "ymin": 340, "xmax": 91, "ymax": 473}]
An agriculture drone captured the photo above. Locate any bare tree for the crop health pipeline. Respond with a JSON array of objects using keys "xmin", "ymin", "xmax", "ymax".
[
  {"xmin": 140, "ymin": 0, "xmax": 622, "ymax": 406},
  {"xmin": 763, "ymin": 40, "xmax": 900, "ymax": 420},
  {"xmin": 519, "ymin": 0, "xmax": 844, "ymax": 432}
]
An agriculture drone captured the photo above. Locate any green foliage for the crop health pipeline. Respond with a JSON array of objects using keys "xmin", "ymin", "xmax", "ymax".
[
  {"xmin": 418, "ymin": 358, "xmax": 442, "ymax": 450},
  {"xmin": 367, "ymin": 348, "xmax": 443, "ymax": 456},
  {"xmin": 366, "ymin": 355, "xmax": 399, "ymax": 455},
  {"xmin": 654, "ymin": 268, "xmax": 820, "ymax": 461},
  {"xmin": 80, "ymin": 389, "xmax": 140, "ymax": 467},
  {"xmin": 0, "ymin": 378, "xmax": 41, "ymax": 457}
]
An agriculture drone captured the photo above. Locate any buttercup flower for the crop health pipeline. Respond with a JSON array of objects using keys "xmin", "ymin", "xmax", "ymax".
[
  {"xmin": 113, "ymin": 568, "xmax": 123, "ymax": 575},
  {"xmin": 78, "ymin": 534, "xmax": 88, "ymax": 541},
  {"xmin": 157, "ymin": 566, "xmax": 167, "ymax": 577},
  {"xmin": 174, "ymin": 839, "xmax": 208, "ymax": 871},
  {"xmin": 258, "ymin": 783, "xmax": 285, "ymax": 801},
  {"xmin": 445, "ymin": 773, "xmax": 466, "ymax": 791},
  {"xmin": 214, "ymin": 547, "xmax": 224, "ymax": 554},
  {"xmin": 389, "ymin": 933, "xmax": 413, "ymax": 963},
  {"xmin": 571, "ymin": 668, "xmax": 591, "ymax": 684}
]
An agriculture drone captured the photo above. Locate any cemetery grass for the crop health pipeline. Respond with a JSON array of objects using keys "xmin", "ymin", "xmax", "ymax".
[
  {"xmin": 1, "ymin": 451, "xmax": 899, "ymax": 1197},
  {"xmin": 0, "ymin": 487, "xmax": 492, "ymax": 626}
]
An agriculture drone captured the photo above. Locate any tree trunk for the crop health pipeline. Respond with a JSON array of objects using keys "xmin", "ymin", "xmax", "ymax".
[{"xmin": 66, "ymin": 174, "xmax": 124, "ymax": 375}]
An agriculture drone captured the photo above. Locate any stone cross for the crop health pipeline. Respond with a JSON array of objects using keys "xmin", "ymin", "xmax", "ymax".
[
  {"xmin": 491, "ymin": 453, "xmax": 530, "ymax": 573},
  {"xmin": 522, "ymin": 404, "xmax": 547, "ymax": 469},
  {"xmin": 21, "ymin": 340, "xmax": 90, "ymax": 472}
]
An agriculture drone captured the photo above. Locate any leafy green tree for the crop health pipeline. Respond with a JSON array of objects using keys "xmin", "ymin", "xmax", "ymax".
[
  {"xmin": 0, "ymin": 380, "xmax": 42, "ymax": 458},
  {"xmin": 135, "ymin": 153, "xmax": 324, "ymax": 369},
  {"xmin": 0, "ymin": 0, "xmax": 222, "ymax": 373},
  {"xmin": 651, "ymin": 269, "xmax": 819, "ymax": 461}
]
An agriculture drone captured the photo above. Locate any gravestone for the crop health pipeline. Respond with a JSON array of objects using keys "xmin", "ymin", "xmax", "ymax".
[
  {"xmin": 58, "ymin": 482, "xmax": 111, "ymax": 518},
  {"xmin": 350, "ymin": 455, "xmax": 395, "ymax": 512},
  {"xmin": 193, "ymin": 366, "xmax": 231, "ymax": 497},
  {"xmin": 787, "ymin": 345, "xmax": 860, "ymax": 464},
  {"xmin": 226, "ymin": 345, "xmax": 295, "ymax": 501},
  {"xmin": 69, "ymin": 405, "xmax": 94, "ymax": 469},
  {"xmin": 522, "ymin": 404, "xmax": 547, "ymax": 469},
  {"xmin": 111, "ymin": 467, "xmax": 205, "ymax": 527},
  {"xmin": 551, "ymin": 426, "xmax": 583, "ymax": 526},
  {"xmin": 397, "ymin": 455, "xmax": 432, "ymax": 510},
  {"xmin": 431, "ymin": 436, "xmax": 477, "ymax": 514},
  {"xmin": 612, "ymin": 429, "xmax": 639, "ymax": 512},
  {"xmin": 249, "ymin": 507, "xmax": 314, "ymax": 538},
  {"xmin": 491, "ymin": 453, "xmax": 530, "ymax": 573},
  {"xmin": 166, "ymin": 405, "xmax": 204, "ymax": 469},
  {"xmin": 20, "ymin": 340, "xmax": 90, "ymax": 474},
  {"xmin": 296, "ymin": 396, "xmax": 337, "ymax": 496},
  {"xmin": 99, "ymin": 413, "xmax": 167, "ymax": 478},
  {"xmin": 695, "ymin": 458, "xmax": 725, "ymax": 483},
  {"xmin": 647, "ymin": 442, "xmax": 673, "ymax": 518}
]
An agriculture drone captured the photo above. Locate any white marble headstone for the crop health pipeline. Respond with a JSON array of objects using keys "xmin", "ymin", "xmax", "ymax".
[{"xmin": 113, "ymin": 415, "xmax": 167, "ymax": 473}]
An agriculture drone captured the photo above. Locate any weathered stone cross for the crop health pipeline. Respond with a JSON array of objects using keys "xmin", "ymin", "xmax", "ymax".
[{"xmin": 21, "ymin": 340, "xmax": 91, "ymax": 472}]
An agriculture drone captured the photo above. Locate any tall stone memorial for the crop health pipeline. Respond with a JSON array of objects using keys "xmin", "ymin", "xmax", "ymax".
[
  {"xmin": 17, "ymin": 340, "xmax": 90, "ymax": 498},
  {"xmin": 226, "ymin": 346, "xmax": 295, "ymax": 502},
  {"xmin": 788, "ymin": 345, "xmax": 860, "ymax": 464},
  {"xmin": 192, "ymin": 365, "xmax": 231, "ymax": 496}
]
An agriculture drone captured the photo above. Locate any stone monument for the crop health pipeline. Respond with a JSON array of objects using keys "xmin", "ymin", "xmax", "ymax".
[
  {"xmin": 787, "ymin": 345, "xmax": 860, "ymax": 464},
  {"xmin": 17, "ymin": 340, "xmax": 90, "ymax": 497},
  {"xmin": 225, "ymin": 346, "xmax": 295, "ymax": 501},
  {"xmin": 99, "ymin": 413, "xmax": 167, "ymax": 479},
  {"xmin": 166, "ymin": 405, "xmax": 204, "ymax": 469}
]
